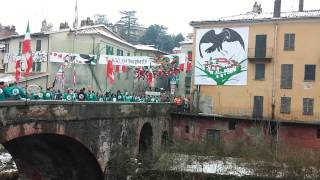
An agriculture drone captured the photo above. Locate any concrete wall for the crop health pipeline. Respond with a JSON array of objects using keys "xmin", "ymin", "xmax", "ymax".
[{"xmin": 171, "ymin": 113, "xmax": 320, "ymax": 151}]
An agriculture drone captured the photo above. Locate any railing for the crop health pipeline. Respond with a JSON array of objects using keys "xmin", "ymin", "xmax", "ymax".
[{"xmin": 248, "ymin": 48, "xmax": 273, "ymax": 59}]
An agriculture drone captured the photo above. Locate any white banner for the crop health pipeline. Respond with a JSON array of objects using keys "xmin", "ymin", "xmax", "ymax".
[
  {"xmin": 145, "ymin": 91, "xmax": 161, "ymax": 96},
  {"xmin": 98, "ymin": 55, "xmax": 159, "ymax": 67},
  {"xmin": 49, "ymin": 52, "xmax": 96, "ymax": 64},
  {"xmin": 4, "ymin": 51, "xmax": 48, "ymax": 63},
  {"xmin": 195, "ymin": 27, "xmax": 249, "ymax": 85}
]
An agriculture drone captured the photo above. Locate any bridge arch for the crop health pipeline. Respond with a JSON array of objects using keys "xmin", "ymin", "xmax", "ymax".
[
  {"xmin": 2, "ymin": 133, "xmax": 104, "ymax": 180},
  {"xmin": 139, "ymin": 123, "xmax": 153, "ymax": 154}
]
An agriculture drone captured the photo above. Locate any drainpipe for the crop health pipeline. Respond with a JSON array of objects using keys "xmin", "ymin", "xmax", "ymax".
[
  {"xmin": 272, "ymin": 23, "xmax": 278, "ymax": 120},
  {"xmin": 196, "ymin": 85, "xmax": 200, "ymax": 113},
  {"xmin": 272, "ymin": 22, "xmax": 279, "ymax": 159}
]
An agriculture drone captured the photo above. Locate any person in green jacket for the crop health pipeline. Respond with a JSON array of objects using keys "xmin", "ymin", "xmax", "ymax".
[
  {"xmin": 4, "ymin": 83, "xmax": 26, "ymax": 100},
  {"xmin": 63, "ymin": 89, "xmax": 73, "ymax": 101},
  {"xmin": 43, "ymin": 88, "xmax": 53, "ymax": 100},
  {"xmin": 0, "ymin": 88, "xmax": 6, "ymax": 101}
]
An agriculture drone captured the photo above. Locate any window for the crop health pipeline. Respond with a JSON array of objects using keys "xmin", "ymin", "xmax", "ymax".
[
  {"xmin": 106, "ymin": 46, "xmax": 113, "ymax": 55},
  {"xmin": 255, "ymin": 35, "xmax": 267, "ymax": 58},
  {"xmin": 284, "ymin": 33, "xmax": 295, "ymax": 51},
  {"xmin": 18, "ymin": 42, "xmax": 22, "ymax": 54},
  {"xmin": 36, "ymin": 40, "xmax": 41, "ymax": 51},
  {"xmin": 304, "ymin": 65, "xmax": 316, "ymax": 81},
  {"xmin": 117, "ymin": 49, "xmax": 123, "ymax": 56},
  {"xmin": 185, "ymin": 125, "xmax": 190, "ymax": 134},
  {"xmin": 229, "ymin": 121, "xmax": 236, "ymax": 130},
  {"xmin": 32, "ymin": 62, "xmax": 41, "ymax": 72},
  {"xmin": 303, "ymin": 98, "xmax": 314, "ymax": 115},
  {"xmin": 207, "ymin": 129, "xmax": 220, "ymax": 145},
  {"xmin": 317, "ymin": 129, "xmax": 320, "ymax": 139},
  {"xmin": 4, "ymin": 63, "xmax": 8, "ymax": 72},
  {"xmin": 255, "ymin": 64, "xmax": 265, "ymax": 80},
  {"xmin": 4, "ymin": 43, "xmax": 9, "ymax": 53},
  {"xmin": 280, "ymin": 64, "xmax": 293, "ymax": 89},
  {"xmin": 127, "ymin": 52, "xmax": 130, "ymax": 56},
  {"xmin": 253, "ymin": 96, "xmax": 264, "ymax": 119},
  {"xmin": 280, "ymin": 97, "xmax": 291, "ymax": 114}
]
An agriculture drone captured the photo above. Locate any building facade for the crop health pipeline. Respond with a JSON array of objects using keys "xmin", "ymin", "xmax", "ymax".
[
  {"xmin": 0, "ymin": 25, "xmax": 164, "ymax": 92},
  {"xmin": 176, "ymin": 40, "xmax": 193, "ymax": 97},
  {"xmin": 191, "ymin": 10, "xmax": 320, "ymax": 124}
]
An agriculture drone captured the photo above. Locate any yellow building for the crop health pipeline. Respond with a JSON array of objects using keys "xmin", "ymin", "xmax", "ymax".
[{"xmin": 191, "ymin": 2, "xmax": 320, "ymax": 123}]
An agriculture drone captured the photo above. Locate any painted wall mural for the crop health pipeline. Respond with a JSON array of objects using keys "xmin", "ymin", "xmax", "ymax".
[{"xmin": 195, "ymin": 27, "xmax": 249, "ymax": 85}]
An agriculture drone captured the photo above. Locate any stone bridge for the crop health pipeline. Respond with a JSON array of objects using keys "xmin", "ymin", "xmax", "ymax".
[{"xmin": 0, "ymin": 101, "xmax": 173, "ymax": 180}]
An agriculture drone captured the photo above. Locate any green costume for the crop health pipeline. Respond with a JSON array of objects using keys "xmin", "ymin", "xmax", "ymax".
[
  {"xmin": 44, "ymin": 91, "xmax": 53, "ymax": 100},
  {"xmin": 0, "ymin": 88, "xmax": 6, "ymax": 101}
]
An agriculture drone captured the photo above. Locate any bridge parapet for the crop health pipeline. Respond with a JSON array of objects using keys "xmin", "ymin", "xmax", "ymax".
[{"xmin": 0, "ymin": 101, "xmax": 174, "ymax": 126}]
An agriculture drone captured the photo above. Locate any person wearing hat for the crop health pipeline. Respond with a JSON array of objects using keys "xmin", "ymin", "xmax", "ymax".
[
  {"xmin": 63, "ymin": 89, "xmax": 73, "ymax": 101},
  {"xmin": 43, "ymin": 88, "xmax": 53, "ymax": 100},
  {"xmin": 0, "ymin": 87, "xmax": 6, "ymax": 101},
  {"xmin": 4, "ymin": 83, "xmax": 26, "ymax": 100}
]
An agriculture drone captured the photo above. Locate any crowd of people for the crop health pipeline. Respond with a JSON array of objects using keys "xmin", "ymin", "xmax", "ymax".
[{"xmin": 0, "ymin": 82, "xmax": 174, "ymax": 103}]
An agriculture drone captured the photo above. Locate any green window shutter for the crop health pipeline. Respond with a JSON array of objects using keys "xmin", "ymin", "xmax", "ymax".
[{"xmin": 36, "ymin": 40, "xmax": 41, "ymax": 51}]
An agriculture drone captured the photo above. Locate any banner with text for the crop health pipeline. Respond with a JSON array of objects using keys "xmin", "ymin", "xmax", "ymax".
[{"xmin": 98, "ymin": 55, "xmax": 159, "ymax": 67}]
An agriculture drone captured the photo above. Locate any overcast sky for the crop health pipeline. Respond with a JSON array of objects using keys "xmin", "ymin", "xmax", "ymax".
[{"xmin": 1, "ymin": 0, "xmax": 320, "ymax": 36}]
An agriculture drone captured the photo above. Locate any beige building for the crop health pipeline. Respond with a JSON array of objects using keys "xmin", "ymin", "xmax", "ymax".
[
  {"xmin": 191, "ymin": 1, "xmax": 320, "ymax": 123},
  {"xmin": 0, "ymin": 25, "xmax": 163, "ymax": 92}
]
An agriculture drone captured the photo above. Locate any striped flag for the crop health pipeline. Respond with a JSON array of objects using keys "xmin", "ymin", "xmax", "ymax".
[
  {"xmin": 22, "ymin": 22, "xmax": 33, "ymax": 76},
  {"xmin": 15, "ymin": 59, "xmax": 21, "ymax": 83}
]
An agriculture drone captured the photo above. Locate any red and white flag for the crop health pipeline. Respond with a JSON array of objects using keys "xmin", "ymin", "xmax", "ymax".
[
  {"xmin": 15, "ymin": 59, "xmax": 21, "ymax": 83},
  {"xmin": 106, "ymin": 59, "xmax": 114, "ymax": 86},
  {"xmin": 22, "ymin": 22, "xmax": 33, "ymax": 76}
]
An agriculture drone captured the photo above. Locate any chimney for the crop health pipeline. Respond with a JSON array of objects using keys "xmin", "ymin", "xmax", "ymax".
[
  {"xmin": 273, "ymin": 0, "xmax": 281, "ymax": 18},
  {"xmin": 299, "ymin": 0, "xmax": 304, "ymax": 12}
]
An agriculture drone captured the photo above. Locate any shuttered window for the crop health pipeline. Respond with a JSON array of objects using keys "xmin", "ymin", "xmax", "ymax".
[
  {"xmin": 281, "ymin": 64, "xmax": 293, "ymax": 89},
  {"xmin": 280, "ymin": 97, "xmax": 291, "ymax": 114},
  {"xmin": 18, "ymin": 42, "xmax": 22, "ymax": 54},
  {"xmin": 207, "ymin": 129, "xmax": 220, "ymax": 145},
  {"xmin": 304, "ymin": 64, "xmax": 316, "ymax": 81},
  {"xmin": 303, "ymin": 98, "xmax": 314, "ymax": 116},
  {"xmin": 284, "ymin": 33, "xmax": 295, "ymax": 51},
  {"xmin": 36, "ymin": 40, "xmax": 41, "ymax": 51},
  {"xmin": 255, "ymin": 64, "xmax": 265, "ymax": 80},
  {"xmin": 117, "ymin": 49, "xmax": 123, "ymax": 56},
  {"xmin": 106, "ymin": 46, "xmax": 113, "ymax": 55},
  {"xmin": 253, "ymin": 96, "xmax": 264, "ymax": 119}
]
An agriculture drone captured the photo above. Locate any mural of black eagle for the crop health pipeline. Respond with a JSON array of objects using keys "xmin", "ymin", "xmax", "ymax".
[{"xmin": 199, "ymin": 28, "xmax": 245, "ymax": 58}]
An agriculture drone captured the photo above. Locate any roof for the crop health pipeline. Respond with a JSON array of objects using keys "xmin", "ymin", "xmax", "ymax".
[
  {"xmin": 134, "ymin": 44, "xmax": 159, "ymax": 51},
  {"xmin": 172, "ymin": 47, "xmax": 181, "ymax": 51},
  {"xmin": 179, "ymin": 39, "xmax": 192, "ymax": 45},
  {"xmin": 76, "ymin": 26, "xmax": 135, "ymax": 48},
  {"xmin": 0, "ymin": 24, "xmax": 135, "ymax": 48},
  {"xmin": 191, "ymin": 9, "xmax": 320, "ymax": 26}
]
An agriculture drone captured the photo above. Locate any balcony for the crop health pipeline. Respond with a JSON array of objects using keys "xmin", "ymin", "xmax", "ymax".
[{"xmin": 248, "ymin": 48, "xmax": 273, "ymax": 63}]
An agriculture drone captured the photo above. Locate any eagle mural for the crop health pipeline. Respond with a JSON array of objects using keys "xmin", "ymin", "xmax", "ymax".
[
  {"xmin": 199, "ymin": 28, "xmax": 245, "ymax": 58},
  {"xmin": 195, "ymin": 27, "xmax": 249, "ymax": 85}
]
